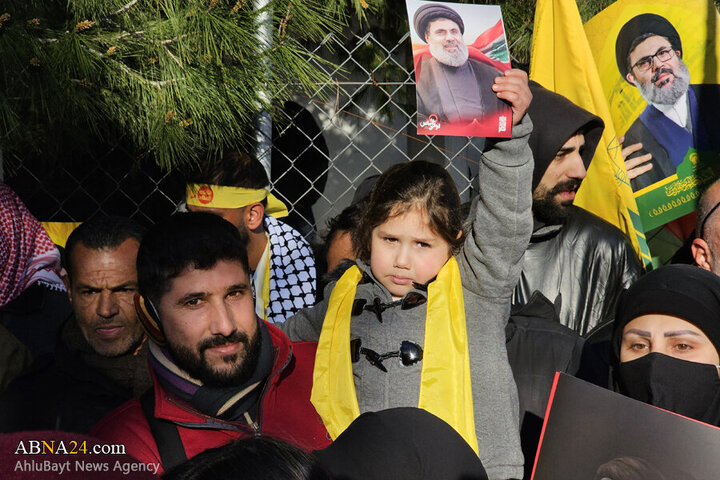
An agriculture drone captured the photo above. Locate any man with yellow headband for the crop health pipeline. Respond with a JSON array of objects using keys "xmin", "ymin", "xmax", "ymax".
[{"xmin": 186, "ymin": 150, "xmax": 316, "ymax": 324}]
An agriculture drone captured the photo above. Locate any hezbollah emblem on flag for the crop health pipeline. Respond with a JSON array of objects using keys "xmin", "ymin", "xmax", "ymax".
[{"xmin": 195, "ymin": 186, "xmax": 214, "ymax": 204}]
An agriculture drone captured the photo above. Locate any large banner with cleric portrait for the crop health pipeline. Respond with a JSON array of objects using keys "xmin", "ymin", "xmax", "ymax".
[{"xmin": 585, "ymin": 0, "xmax": 720, "ymax": 235}]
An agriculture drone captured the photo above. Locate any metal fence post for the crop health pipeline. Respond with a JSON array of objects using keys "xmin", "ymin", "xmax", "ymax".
[{"xmin": 254, "ymin": 0, "xmax": 273, "ymax": 180}]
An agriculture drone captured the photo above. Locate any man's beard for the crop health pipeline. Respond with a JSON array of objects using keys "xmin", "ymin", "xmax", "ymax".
[
  {"xmin": 236, "ymin": 221, "xmax": 250, "ymax": 247},
  {"xmin": 637, "ymin": 59, "xmax": 691, "ymax": 105},
  {"xmin": 168, "ymin": 328, "xmax": 261, "ymax": 388},
  {"xmin": 429, "ymin": 40, "xmax": 469, "ymax": 67},
  {"xmin": 532, "ymin": 178, "xmax": 583, "ymax": 225}
]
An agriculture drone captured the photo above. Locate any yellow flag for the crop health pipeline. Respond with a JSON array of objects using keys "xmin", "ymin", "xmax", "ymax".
[
  {"xmin": 529, "ymin": 0, "xmax": 652, "ymax": 268},
  {"xmin": 41, "ymin": 221, "xmax": 82, "ymax": 248}
]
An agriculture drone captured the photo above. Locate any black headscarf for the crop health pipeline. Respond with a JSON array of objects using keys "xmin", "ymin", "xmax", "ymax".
[
  {"xmin": 613, "ymin": 265, "xmax": 720, "ymax": 361},
  {"xmin": 412, "ymin": 3, "xmax": 464, "ymax": 41},
  {"xmin": 615, "ymin": 14, "xmax": 682, "ymax": 82},
  {"xmin": 527, "ymin": 81, "xmax": 605, "ymax": 191},
  {"xmin": 613, "ymin": 265, "xmax": 720, "ymax": 426},
  {"xmin": 314, "ymin": 408, "xmax": 487, "ymax": 480}
]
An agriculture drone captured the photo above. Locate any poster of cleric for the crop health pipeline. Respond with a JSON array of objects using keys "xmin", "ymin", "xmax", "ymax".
[
  {"xmin": 585, "ymin": 0, "xmax": 720, "ymax": 232},
  {"xmin": 532, "ymin": 373, "xmax": 720, "ymax": 480},
  {"xmin": 406, "ymin": 1, "xmax": 513, "ymax": 138}
]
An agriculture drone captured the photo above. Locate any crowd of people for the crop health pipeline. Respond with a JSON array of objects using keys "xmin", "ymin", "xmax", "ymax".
[{"xmin": 2, "ymin": 8, "xmax": 720, "ymax": 480}]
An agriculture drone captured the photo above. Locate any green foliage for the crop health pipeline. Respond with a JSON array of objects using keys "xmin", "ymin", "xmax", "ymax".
[
  {"xmin": 0, "ymin": 0, "xmax": 375, "ymax": 169},
  {"xmin": 4, "ymin": 0, "xmax": 717, "ymax": 171}
]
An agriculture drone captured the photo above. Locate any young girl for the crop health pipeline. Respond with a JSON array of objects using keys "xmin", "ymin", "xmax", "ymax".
[{"xmin": 281, "ymin": 70, "xmax": 532, "ymax": 480}]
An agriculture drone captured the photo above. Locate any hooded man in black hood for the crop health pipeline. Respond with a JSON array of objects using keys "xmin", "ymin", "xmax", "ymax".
[{"xmin": 512, "ymin": 82, "xmax": 643, "ymax": 337}]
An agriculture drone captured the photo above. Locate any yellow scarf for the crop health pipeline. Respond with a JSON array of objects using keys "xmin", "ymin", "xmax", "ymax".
[
  {"xmin": 186, "ymin": 184, "xmax": 288, "ymax": 218},
  {"xmin": 253, "ymin": 237, "xmax": 272, "ymax": 321},
  {"xmin": 311, "ymin": 257, "xmax": 478, "ymax": 453}
]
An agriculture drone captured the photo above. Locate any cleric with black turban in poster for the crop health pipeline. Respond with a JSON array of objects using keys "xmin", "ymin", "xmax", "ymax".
[
  {"xmin": 617, "ymin": 13, "xmax": 720, "ymax": 191},
  {"xmin": 413, "ymin": 3, "xmax": 506, "ymax": 128}
]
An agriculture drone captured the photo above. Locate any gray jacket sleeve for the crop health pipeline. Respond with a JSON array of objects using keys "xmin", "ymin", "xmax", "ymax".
[
  {"xmin": 277, "ymin": 291, "xmax": 331, "ymax": 342},
  {"xmin": 458, "ymin": 113, "xmax": 534, "ymax": 299},
  {"xmin": 458, "ymin": 114, "xmax": 533, "ymax": 480}
]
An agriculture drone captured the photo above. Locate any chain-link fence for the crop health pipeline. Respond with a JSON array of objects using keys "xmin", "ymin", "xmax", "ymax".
[
  {"xmin": 5, "ymin": 24, "xmax": 487, "ymax": 239},
  {"xmin": 259, "ymin": 27, "xmax": 488, "ymax": 239},
  {"xmin": 4, "ymin": 141, "xmax": 185, "ymax": 229}
]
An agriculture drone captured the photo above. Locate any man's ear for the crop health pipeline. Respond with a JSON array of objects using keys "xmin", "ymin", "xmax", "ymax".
[
  {"xmin": 134, "ymin": 293, "xmax": 166, "ymax": 346},
  {"xmin": 626, "ymin": 72, "xmax": 637, "ymax": 86},
  {"xmin": 245, "ymin": 202, "xmax": 265, "ymax": 231},
  {"xmin": 692, "ymin": 238, "xmax": 713, "ymax": 271},
  {"xmin": 62, "ymin": 274, "xmax": 72, "ymax": 303}
]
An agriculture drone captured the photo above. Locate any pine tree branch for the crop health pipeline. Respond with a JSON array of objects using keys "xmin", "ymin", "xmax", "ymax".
[
  {"xmin": 160, "ymin": 34, "xmax": 189, "ymax": 45},
  {"xmin": 163, "ymin": 44, "xmax": 185, "ymax": 70},
  {"xmin": 112, "ymin": 0, "xmax": 138, "ymax": 16},
  {"xmin": 113, "ymin": 30, "xmax": 146, "ymax": 41},
  {"xmin": 97, "ymin": 15, "xmax": 186, "ymax": 70},
  {"xmin": 2, "ymin": 0, "xmax": 359, "ymax": 169},
  {"xmin": 81, "ymin": 42, "xmax": 185, "ymax": 88}
]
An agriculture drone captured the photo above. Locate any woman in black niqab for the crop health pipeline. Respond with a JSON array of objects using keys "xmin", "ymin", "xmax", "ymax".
[{"xmin": 613, "ymin": 264, "xmax": 720, "ymax": 426}]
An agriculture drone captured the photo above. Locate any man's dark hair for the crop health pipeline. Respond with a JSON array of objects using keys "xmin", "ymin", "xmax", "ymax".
[
  {"xmin": 65, "ymin": 216, "xmax": 146, "ymax": 280},
  {"xmin": 318, "ymin": 200, "xmax": 368, "ymax": 270},
  {"xmin": 162, "ymin": 436, "xmax": 330, "ymax": 480},
  {"xmin": 187, "ymin": 150, "xmax": 269, "ymax": 190},
  {"xmin": 137, "ymin": 212, "xmax": 250, "ymax": 306},
  {"xmin": 314, "ymin": 200, "xmax": 368, "ymax": 298},
  {"xmin": 594, "ymin": 456, "xmax": 666, "ymax": 480}
]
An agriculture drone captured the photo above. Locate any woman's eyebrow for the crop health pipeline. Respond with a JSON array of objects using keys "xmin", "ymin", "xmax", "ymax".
[
  {"xmin": 664, "ymin": 330, "xmax": 701, "ymax": 338},
  {"xmin": 624, "ymin": 328, "xmax": 651, "ymax": 337}
]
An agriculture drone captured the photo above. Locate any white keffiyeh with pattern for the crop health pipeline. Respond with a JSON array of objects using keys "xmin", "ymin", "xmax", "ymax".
[{"xmin": 255, "ymin": 216, "xmax": 316, "ymax": 324}]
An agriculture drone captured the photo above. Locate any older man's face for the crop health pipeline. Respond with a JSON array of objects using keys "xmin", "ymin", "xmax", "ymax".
[
  {"xmin": 426, "ymin": 18, "xmax": 468, "ymax": 67},
  {"xmin": 66, "ymin": 238, "xmax": 145, "ymax": 357},
  {"xmin": 626, "ymin": 34, "xmax": 689, "ymax": 105}
]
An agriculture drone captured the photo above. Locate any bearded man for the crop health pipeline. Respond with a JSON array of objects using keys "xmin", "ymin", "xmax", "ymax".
[
  {"xmin": 512, "ymin": 82, "xmax": 642, "ymax": 337},
  {"xmin": 617, "ymin": 14, "xmax": 720, "ymax": 191},
  {"xmin": 91, "ymin": 212, "xmax": 329, "ymax": 474},
  {"xmin": 413, "ymin": 3, "xmax": 507, "ymax": 129}
]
